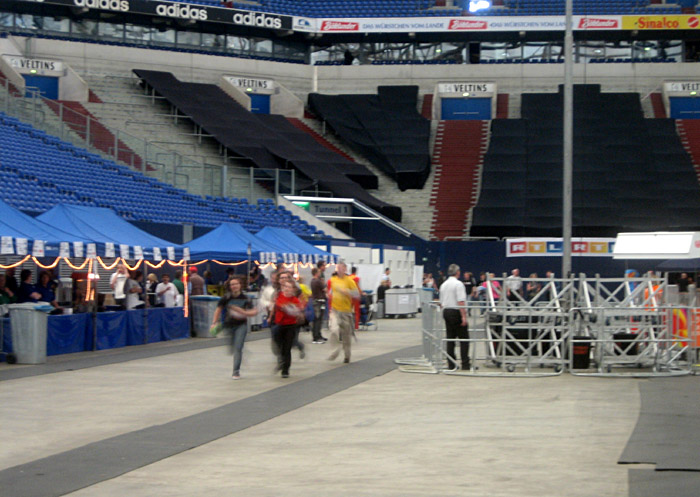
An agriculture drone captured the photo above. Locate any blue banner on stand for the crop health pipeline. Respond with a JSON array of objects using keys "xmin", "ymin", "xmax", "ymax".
[
  {"xmin": 96, "ymin": 312, "xmax": 128, "ymax": 350},
  {"xmin": 47, "ymin": 314, "xmax": 92, "ymax": 356},
  {"xmin": 160, "ymin": 308, "xmax": 190, "ymax": 341}
]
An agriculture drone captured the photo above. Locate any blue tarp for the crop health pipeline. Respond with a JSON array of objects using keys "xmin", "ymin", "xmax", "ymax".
[
  {"xmin": 0, "ymin": 308, "xmax": 189, "ymax": 359},
  {"xmin": 255, "ymin": 227, "xmax": 337, "ymax": 263},
  {"xmin": 38, "ymin": 204, "xmax": 183, "ymax": 259},
  {"xmin": 0, "ymin": 198, "xmax": 81, "ymax": 256},
  {"xmin": 184, "ymin": 222, "xmax": 286, "ymax": 262}
]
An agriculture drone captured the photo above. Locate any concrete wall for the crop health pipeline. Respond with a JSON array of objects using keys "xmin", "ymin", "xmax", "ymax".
[
  {"xmin": 219, "ymin": 77, "xmax": 252, "ymax": 110},
  {"xmin": 14, "ymin": 34, "xmax": 700, "ymax": 101},
  {"xmin": 59, "ymin": 66, "xmax": 89, "ymax": 102},
  {"xmin": 271, "ymin": 84, "xmax": 304, "ymax": 118}
]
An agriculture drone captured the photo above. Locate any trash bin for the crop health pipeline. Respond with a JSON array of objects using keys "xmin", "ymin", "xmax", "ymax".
[
  {"xmin": 376, "ymin": 301, "xmax": 384, "ymax": 319},
  {"xmin": 9, "ymin": 303, "xmax": 53, "ymax": 364},
  {"xmin": 191, "ymin": 296, "xmax": 220, "ymax": 338},
  {"xmin": 571, "ymin": 336, "xmax": 591, "ymax": 369}
]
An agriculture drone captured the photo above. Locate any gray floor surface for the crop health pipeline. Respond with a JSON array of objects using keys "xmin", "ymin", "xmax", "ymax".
[{"xmin": 1, "ymin": 316, "xmax": 697, "ymax": 496}]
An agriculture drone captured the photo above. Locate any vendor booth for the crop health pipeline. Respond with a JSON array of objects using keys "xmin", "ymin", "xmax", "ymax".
[{"xmin": 0, "ymin": 203, "xmax": 189, "ymax": 363}]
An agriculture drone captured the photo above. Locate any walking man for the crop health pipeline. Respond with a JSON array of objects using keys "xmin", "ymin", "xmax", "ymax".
[
  {"xmin": 439, "ymin": 264, "xmax": 470, "ymax": 370},
  {"xmin": 327, "ymin": 261, "xmax": 359, "ymax": 364}
]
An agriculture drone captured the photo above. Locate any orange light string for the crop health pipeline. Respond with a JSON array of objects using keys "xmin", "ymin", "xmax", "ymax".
[
  {"xmin": 96, "ymin": 256, "xmax": 121, "ymax": 271},
  {"xmin": 122, "ymin": 259, "xmax": 143, "ymax": 271},
  {"xmin": 31, "ymin": 256, "xmax": 61, "ymax": 269},
  {"xmin": 62, "ymin": 257, "xmax": 90, "ymax": 270},
  {"xmin": 0, "ymin": 255, "xmax": 31, "ymax": 269},
  {"xmin": 144, "ymin": 260, "xmax": 166, "ymax": 269}
]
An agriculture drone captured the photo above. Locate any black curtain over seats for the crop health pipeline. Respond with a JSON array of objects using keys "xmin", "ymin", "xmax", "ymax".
[
  {"xmin": 308, "ymin": 87, "xmax": 431, "ymax": 191},
  {"xmin": 471, "ymin": 84, "xmax": 700, "ymax": 237},
  {"xmin": 133, "ymin": 69, "xmax": 402, "ymax": 222}
]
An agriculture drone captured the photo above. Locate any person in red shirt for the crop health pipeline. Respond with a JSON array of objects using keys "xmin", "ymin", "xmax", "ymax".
[{"xmin": 273, "ymin": 280, "xmax": 304, "ymax": 378}]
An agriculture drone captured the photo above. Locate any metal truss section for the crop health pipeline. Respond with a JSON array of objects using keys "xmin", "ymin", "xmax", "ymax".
[
  {"xmin": 402, "ymin": 274, "xmax": 698, "ymax": 378},
  {"xmin": 569, "ymin": 306, "xmax": 695, "ymax": 377}
]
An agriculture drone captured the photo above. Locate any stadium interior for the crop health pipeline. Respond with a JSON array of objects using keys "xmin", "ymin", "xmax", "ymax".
[{"xmin": 1, "ymin": 1, "xmax": 700, "ymax": 495}]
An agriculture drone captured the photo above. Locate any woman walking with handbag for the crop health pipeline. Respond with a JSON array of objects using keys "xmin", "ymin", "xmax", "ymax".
[{"xmin": 210, "ymin": 276, "xmax": 258, "ymax": 380}]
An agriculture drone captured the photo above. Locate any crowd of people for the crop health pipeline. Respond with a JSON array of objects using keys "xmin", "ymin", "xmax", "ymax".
[
  {"xmin": 107, "ymin": 263, "xmax": 208, "ymax": 310},
  {"xmin": 423, "ymin": 267, "xmax": 563, "ymax": 311},
  {"xmin": 209, "ymin": 260, "xmax": 360, "ymax": 380}
]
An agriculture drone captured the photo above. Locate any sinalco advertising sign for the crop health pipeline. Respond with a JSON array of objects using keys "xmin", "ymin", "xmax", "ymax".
[{"xmin": 622, "ymin": 14, "xmax": 700, "ymax": 30}]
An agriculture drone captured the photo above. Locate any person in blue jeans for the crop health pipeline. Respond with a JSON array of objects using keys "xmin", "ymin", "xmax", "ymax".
[{"xmin": 210, "ymin": 276, "xmax": 258, "ymax": 380}]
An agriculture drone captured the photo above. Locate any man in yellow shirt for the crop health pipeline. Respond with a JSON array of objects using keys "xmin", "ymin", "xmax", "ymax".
[{"xmin": 327, "ymin": 261, "xmax": 359, "ymax": 363}]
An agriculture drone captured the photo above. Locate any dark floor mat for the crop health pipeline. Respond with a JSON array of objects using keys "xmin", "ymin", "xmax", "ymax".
[
  {"xmin": 619, "ymin": 376, "xmax": 700, "ymax": 470},
  {"xmin": 629, "ymin": 469, "xmax": 700, "ymax": 497}
]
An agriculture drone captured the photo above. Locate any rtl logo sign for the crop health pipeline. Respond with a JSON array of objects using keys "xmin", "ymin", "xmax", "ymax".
[{"xmin": 509, "ymin": 242, "xmax": 527, "ymax": 254}]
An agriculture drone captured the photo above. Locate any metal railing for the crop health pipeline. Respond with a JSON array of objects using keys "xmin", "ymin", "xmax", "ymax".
[{"xmin": 400, "ymin": 275, "xmax": 698, "ymax": 378}]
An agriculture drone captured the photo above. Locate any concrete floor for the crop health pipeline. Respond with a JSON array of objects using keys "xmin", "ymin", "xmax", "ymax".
[{"xmin": 1, "ymin": 316, "xmax": 643, "ymax": 496}]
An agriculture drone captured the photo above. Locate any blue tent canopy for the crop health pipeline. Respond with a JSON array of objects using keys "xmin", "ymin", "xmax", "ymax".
[
  {"xmin": 184, "ymin": 222, "xmax": 283, "ymax": 262},
  {"xmin": 0, "ymin": 198, "xmax": 81, "ymax": 256},
  {"xmin": 38, "ymin": 204, "xmax": 183, "ymax": 260},
  {"xmin": 256, "ymin": 227, "xmax": 337, "ymax": 263}
]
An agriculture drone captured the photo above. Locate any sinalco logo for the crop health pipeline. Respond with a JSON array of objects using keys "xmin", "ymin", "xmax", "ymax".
[
  {"xmin": 232, "ymin": 12, "xmax": 282, "ymax": 29},
  {"xmin": 155, "ymin": 2, "xmax": 208, "ymax": 21},
  {"xmin": 74, "ymin": 0, "xmax": 129, "ymax": 13}
]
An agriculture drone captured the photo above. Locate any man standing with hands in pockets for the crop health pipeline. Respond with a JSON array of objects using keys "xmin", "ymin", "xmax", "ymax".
[
  {"xmin": 439, "ymin": 264, "xmax": 470, "ymax": 371},
  {"xmin": 327, "ymin": 261, "xmax": 359, "ymax": 364}
]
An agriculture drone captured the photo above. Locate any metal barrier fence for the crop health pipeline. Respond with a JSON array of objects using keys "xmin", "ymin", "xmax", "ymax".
[
  {"xmin": 401, "ymin": 275, "xmax": 698, "ymax": 378},
  {"xmin": 569, "ymin": 306, "xmax": 696, "ymax": 377}
]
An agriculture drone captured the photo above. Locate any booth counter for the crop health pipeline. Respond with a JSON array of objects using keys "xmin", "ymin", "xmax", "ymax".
[{"xmin": 1, "ymin": 307, "xmax": 190, "ymax": 361}]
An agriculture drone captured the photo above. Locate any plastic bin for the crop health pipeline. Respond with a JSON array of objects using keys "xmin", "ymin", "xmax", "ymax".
[
  {"xmin": 376, "ymin": 301, "xmax": 384, "ymax": 319},
  {"xmin": 191, "ymin": 296, "xmax": 220, "ymax": 338},
  {"xmin": 571, "ymin": 336, "xmax": 591, "ymax": 369},
  {"xmin": 9, "ymin": 303, "xmax": 53, "ymax": 364}
]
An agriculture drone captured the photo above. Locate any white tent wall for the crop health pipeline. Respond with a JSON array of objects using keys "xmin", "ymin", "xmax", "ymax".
[
  {"xmin": 383, "ymin": 248, "xmax": 416, "ymax": 287},
  {"xmin": 414, "ymin": 265, "xmax": 424, "ymax": 290},
  {"xmin": 330, "ymin": 245, "xmax": 375, "ymax": 265},
  {"xmin": 354, "ymin": 264, "xmax": 384, "ymax": 295}
]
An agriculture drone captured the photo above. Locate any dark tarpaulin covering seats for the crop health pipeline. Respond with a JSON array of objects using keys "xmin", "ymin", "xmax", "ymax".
[
  {"xmin": 307, "ymin": 85, "xmax": 431, "ymax": 191},
  {"xmin": 470, "ymin": 84, "xmax": 700, "ymax": 238},
  {"xmin": 132, "ymin": 70, "xmax": 401, "ymax": 222}
]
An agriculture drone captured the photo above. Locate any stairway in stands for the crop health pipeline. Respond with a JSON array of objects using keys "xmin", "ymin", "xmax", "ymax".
[
  {"xmin": 45, "ymin": 100, "xmax": 147, "ymax": 171},
  {"xmin": 287, "ymin": 118, "xmax": 356, "ymax": 161},
  {"xmin": 676, "ymin": 120, "xmax": 700, "ymax": 180},
  {"xmin": 429, "ymin": 120, "xmax": 489, "ymax": 240},
  {"xmin": 291, "ymin": 114, "xmax": 437, "ymax": 238}
]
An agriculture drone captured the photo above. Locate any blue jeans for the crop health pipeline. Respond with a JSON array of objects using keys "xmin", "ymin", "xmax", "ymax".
[{"xmin": 227, "ymin": 323, "xmax": 248, "ymax": 375}]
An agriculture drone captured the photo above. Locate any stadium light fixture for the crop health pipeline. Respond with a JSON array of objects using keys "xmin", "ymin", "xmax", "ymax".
[
  {"xmin": 462, "ymin": 92, "xmax": 470, "ymax": 97},
  {"xmin": 692, "ymin": 91, "xmax": 698, "ymax": 96},
  {"xmin": 468, "ymin": 0, "xmax": 491, "ymax": 13},
  {"xmin": 30, "ymin": 69, "xmax": 37, "ymax": 74}
]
